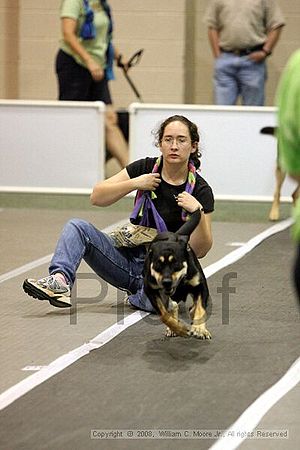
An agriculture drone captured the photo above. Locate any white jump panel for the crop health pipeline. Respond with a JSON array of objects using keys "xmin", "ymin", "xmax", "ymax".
[
  {"xmin": 0, "ymin": 100, "xmax": 105, "ymax": 193},
  {"xmin": 129, "ymin": 103, "xmax": 296, "ymax": 201}
]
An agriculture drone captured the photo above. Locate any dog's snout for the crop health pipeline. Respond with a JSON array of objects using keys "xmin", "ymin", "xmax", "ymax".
[{"xmin": 162, "ymin": 278, "xmax": 173, "ymax": 290}]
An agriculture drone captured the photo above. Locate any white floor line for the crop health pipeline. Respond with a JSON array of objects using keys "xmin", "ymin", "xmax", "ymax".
[
  {"xmin": 0, "ymin": 311, "xmax": 148, "ymax": 411},
  {"xmin": 0, "ymin": 254, "xmax": 54, "ymax": 284},
  {"xmin": 209, "ymin": 357, "xmax": 300, "ymax": 450},
  {"xmin": 204, "ymin": 217, "xmax": 294, "ymax": 279},
  {"xmin": 0, "ymin": 217, "xmax": 298, "ymax": 420},
  {"xmin": 0, "ymin": 218, "xmax": 128, "ymax": 284},
  {"xmin": 226, "ymin": 242, "xmax": 246, "ymax": 247}
]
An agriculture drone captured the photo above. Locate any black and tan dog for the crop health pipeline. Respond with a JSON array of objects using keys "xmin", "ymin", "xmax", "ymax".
[{"xmin": 143, "ymin": 209, "xmax": 211, "ymax": 339}]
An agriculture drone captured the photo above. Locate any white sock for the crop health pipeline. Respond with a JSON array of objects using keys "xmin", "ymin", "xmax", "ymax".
[{"xmin": 53, "ymin": 273, "xmax": 68, "ymax": 285}]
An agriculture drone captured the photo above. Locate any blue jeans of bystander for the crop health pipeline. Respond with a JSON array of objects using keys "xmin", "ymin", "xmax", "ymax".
[{"xmin": 214, "ymin": 52, "xmax": 267, "ymax": 106}]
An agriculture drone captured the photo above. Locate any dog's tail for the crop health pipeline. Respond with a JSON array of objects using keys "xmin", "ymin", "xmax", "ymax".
[
  {"xmin": 157, "ymin": 298, "xmax": 190, "ymax": 337},
  {"xmin": 176, "ymin": 208, "xmax": 201, "ymax": 238}
]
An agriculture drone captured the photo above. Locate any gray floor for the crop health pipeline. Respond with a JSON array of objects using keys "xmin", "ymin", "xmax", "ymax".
[{"xmin": 0, "ymin": 207, "xmax": 299, "ymax": 450}]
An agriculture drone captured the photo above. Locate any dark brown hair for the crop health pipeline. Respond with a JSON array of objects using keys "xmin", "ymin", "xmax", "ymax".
[{"xmin": 153, "ymin": 115, "xmax": 201, "ymax": 169}]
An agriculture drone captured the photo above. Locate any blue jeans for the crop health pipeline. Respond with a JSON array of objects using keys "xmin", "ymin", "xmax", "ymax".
[
  {"xmin": 214, "ymin": 53, "xmax": 267, "ymax": 106},
  {"xmin": 49, "ymin": 218, "xmax": 155, "ymax": 312}
]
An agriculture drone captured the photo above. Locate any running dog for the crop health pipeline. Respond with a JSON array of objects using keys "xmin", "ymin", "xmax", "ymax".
[
  {"xmin": 260, "ymin": 126, "xmax": 299, "ymax": 221},
  {"xmin": 143, "ymin": 209, "xmax": 211, "ymax": 339}
]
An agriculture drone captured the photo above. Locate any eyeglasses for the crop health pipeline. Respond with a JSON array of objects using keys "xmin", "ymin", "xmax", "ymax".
[{"xmin": 162, "ymin": 136, "xmax": 190, "ymax": 147}]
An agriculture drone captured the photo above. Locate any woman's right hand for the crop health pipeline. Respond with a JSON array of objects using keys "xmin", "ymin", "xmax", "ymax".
[
  {"xmin": 135, "ymin": 173, "xmax": 161, "ymax": 191},
  {"xmin": 86, "ymin": 59, "xmax": 104, "ymax": 81}
]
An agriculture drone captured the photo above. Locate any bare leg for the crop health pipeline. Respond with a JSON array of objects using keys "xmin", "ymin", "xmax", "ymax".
[
  {"xmin": 269, "ymin": 165, "xmax": 286, "ymax": 221},
  {"xmin": 105, "ymin": 107, "xmax": 129, "ymax": 169},
  {"xmin": 105, "ymin": 157, "xmax": 122, "ymax": 178}
]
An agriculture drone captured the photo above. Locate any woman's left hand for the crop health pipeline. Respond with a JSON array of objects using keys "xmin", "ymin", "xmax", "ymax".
[{"xmin": 176, "ymin": 191, "xmax": 202, "ymax": 213}]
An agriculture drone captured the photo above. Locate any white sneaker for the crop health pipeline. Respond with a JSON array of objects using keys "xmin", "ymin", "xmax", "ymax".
[{"xmin": 23, "ymin": 275, "xmax": 71, "ymax": 308}]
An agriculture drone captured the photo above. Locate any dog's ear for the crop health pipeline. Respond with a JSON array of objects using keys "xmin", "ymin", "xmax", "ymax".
[
  {"xmin": 176, "ymin": 209, "xmax": 201, "ymax": 237},
  {"xmin": 178, "ymin": 235, "xmax": 189, "ymax": 245}
]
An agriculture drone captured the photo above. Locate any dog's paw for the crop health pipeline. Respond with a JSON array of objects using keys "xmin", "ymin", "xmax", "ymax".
[
  {"xmin": 189, "ymin": 325, "xmax": 212, "ymax": 340},
  {"xmin": 165, "ymin": 327, "xmax": 178, "ymax": 338}
]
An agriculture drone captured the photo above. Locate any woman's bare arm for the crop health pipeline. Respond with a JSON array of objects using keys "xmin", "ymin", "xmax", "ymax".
[
  {"xmin": 90, "ymin": 169, "xmax": 161, "ymax": 206},
  {"xmin": 61, "ymin": 17, "xmax": 104, "ymax": 80}
]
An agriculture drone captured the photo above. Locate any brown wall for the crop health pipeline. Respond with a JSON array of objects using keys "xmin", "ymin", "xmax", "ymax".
[
  {"xmin": 0, "ymin": 0, "xmax": 20, "ymax": 98},
  {"xmin": 0, "ymin": 0, "xmax": 299, "ymax": 107},
  {"xmin": 192, "ymin": 0, "xmax": 300, "ymax": 105}
]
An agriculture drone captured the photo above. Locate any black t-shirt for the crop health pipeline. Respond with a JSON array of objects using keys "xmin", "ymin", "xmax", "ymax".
[{"xmin": 126, "ymin": 157, "xmax": 214, "ymax": 232}]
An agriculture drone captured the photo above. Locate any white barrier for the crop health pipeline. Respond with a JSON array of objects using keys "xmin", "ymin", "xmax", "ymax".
[
  {"xmin": 0, "ymin": 100, "xmax": 105, "ymax": 194},
  {"xmin": 129, "ymin": 103, "xmax": 296, "ymax": 201}
]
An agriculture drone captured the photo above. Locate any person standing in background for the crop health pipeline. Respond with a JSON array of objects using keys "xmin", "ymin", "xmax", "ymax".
[
  {"xmin": 56, "ymin": 0, "xmax": 129, "ymax": 169},
  {"xmin": 204, "ymin": 0, "xmax": 285, "ymax": 106},
  {"xmin": 276, "ymin": 49, "xmax": 300, "ymax": 303}
]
